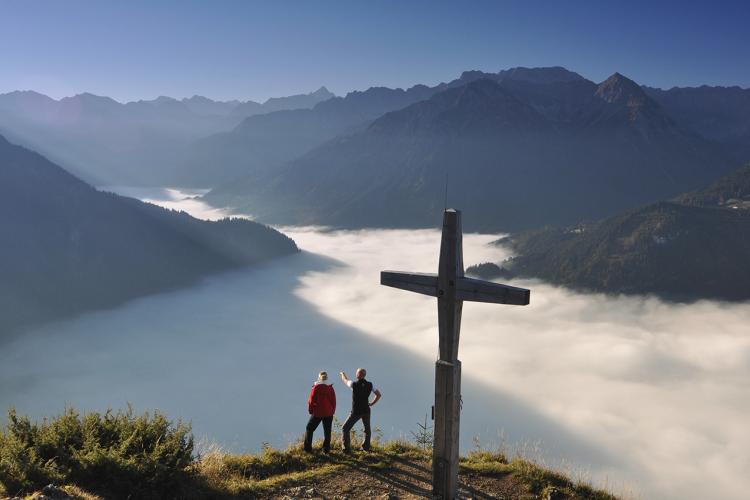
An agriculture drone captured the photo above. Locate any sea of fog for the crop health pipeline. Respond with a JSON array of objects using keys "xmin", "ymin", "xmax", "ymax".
[{"xmin": 3, "ymin": 187, "xmax": 749, "ymax": 499}]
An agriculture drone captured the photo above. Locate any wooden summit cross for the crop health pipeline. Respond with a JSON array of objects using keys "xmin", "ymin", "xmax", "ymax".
[{"xmin": 381, "ymin": 209, "xmax": 530, "ymax": 499}]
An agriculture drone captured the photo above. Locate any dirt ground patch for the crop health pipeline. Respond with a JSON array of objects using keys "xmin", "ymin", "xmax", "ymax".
[{"xmin": 271, "ymin": 451, "xmax": 534, "ymax": 499}]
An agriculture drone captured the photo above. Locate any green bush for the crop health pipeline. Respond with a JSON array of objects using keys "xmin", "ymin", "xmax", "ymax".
[{"xmin": 0, "ymin": 406, "xmax": 193, "ymax": 499}]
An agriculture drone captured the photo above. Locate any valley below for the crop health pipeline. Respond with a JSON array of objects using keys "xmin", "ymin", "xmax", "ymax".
[
  {"xmin": 3, "ymin": 4, "xmax": 748, "ymax": 498},
  {"xmin": 1, "ymin": 188, "xmax": 749, "ymax": 499}
]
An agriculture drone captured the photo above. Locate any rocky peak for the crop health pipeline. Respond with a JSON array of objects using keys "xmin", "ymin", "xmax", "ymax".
[
  {"xmin": 311, "ymin": 86, "xmax": 334, "ymax": 98},
  {"xmin": 593, "ymin": 72, "xmax": 667, "ymax": 125},
  {"xmin": 595, "ymin": 72, "xmax": 648, "ymax": 103}
]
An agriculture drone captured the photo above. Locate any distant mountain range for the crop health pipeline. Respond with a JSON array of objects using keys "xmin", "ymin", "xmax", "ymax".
[
  {"xmin": 183, "ymin": 67, "xmax": 599, "ymax": 189},
  {"xmin": 505, "ymin": 164, "xmax": 750, "ymax": 301},
  {"xmin": 229, "ymin": 86, "xmax": 334, "ymax": 118},
  {"xmin": 176, "ymin": 84, "xmax": 438, "ymax": 186},
  {"xmin": 0, "ymin": 134, "xmax": 298, "ymax": 336},
  {"xmin": 0, "ymin": 87, "xmax": 333, "ymax": 186},
  {"xmin": 2, "ymin": 66, "xmax": 748, "ymax": 234},
  {"xmin": 206, "ymin": 68, "xmax": 740, "ymax": 231}
]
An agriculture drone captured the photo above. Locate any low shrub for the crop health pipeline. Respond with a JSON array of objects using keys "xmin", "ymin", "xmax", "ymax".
[{"xmin": 0, "ymin": 406, "xmax": 192, "ymax": 499}]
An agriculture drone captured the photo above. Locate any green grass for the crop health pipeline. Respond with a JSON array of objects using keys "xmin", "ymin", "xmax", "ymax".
[
  {"xmin": 460, "ymin": 450, "xmax": 619, "ymax": 500},
  {"xmin": 0, "ymin": 408, "xmax": 620, "ymax": 499},
  {"xmin": 193, "ymin": 450, "xmax": 344, "ymax": 498},
  {"xmin": 189, "ymin": 440, "xmax": 429, "ymax": 498}
]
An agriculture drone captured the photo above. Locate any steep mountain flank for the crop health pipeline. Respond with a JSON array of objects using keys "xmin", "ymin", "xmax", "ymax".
[
  {"xmin": 507, "ymin": 165, "xmax": 750, "ymax": 301},
  {"xmin": 206, "ymin": 73, "xmax": 730, "ymax": 231},
  {"xmin": 178, "ymin": 84, "xmax": 438, "ymax": 187},
  {"xmin": 0, "ymin": 135, "xmax": 298, "ymax": 335},
  {"xmin": 185, "ymin": 67, "xmax": 590, "ymax": 189},
  {"xmin": 645, "ymin": 84, "xmax": 750, "ymax": 163}
]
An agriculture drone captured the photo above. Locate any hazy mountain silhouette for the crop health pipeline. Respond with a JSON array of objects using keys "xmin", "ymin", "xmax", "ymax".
[
  {"xmin": 231, "ymin": 86, "xmax": 334, "ymax": 117},
  {"xmin": 0, "ymin": 135, "xmax": 298, "ymax": 336},
  {"xmin": 0, "ymin": 87, "xmax": 333, "ymax": 186},
  {"xmin": 182, "ymin": 95, "xmax": 242, "ymax": 116},
  {"xmin": 176, "ymin": 84, "xmax": 439, "ymax": 187},
  {"xmin": 507, "ymin": 164, "xmax": 750, "ymax": 301},
  {"xmin": 182, "ymin": 67, "xmax": 592, "ymax": 188},
  {"xmin": 206, "ymin": 71, "xmax": 731, "ymax": 231}
]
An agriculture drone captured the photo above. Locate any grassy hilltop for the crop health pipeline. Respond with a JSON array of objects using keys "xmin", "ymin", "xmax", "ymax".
[{"xmin": 0, "ymin": 408, "xmax": 619, "ymax": 500}]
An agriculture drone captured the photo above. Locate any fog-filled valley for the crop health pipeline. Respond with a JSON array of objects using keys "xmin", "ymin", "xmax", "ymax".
[
  {"xmin": 2, "ymin": 11, "xmax": 750, "ymax": 495},
  {"xmin": 2, "ymin": 188, "xmax": 748, "ymax": 499},
  {"xmin": 0, "ymin": 138, "xmax": 298, "ymax": 335}
]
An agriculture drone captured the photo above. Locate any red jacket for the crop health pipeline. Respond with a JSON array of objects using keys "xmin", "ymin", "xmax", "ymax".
[{"xmin": 308, "ymin": 383, "xmax": 336, "ymax": 417}]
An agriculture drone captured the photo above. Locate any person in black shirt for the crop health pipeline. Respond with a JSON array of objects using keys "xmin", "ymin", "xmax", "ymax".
[{"xmin": 339, "ymin": 368, "xmax": 382, "ymax": 452}]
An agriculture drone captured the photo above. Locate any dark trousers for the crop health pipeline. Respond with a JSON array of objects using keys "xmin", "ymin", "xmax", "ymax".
[
  {"xmin": 304, "ymin": 415, "xmax": 333, "ymax": 452},
  {"xmin": 342, "ymin": 411, "xmax": 371, "ymax": 450}
]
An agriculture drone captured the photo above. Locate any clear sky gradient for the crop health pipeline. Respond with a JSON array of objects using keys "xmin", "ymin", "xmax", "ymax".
[{"xmin": 2, "ymin": 0, "xmax": 748, "ymax": 102}]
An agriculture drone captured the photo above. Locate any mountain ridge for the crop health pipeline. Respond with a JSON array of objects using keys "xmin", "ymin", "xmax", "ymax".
[
  {"xmin": 644, "ymin": 83, "xmax": 750, "ymax": 163},
  {"xmin": 176, "ymin": 82, "xmax": 441, "ymax": 187},
  {"xmin": 505, "ymin": 164, "xmax": 750, "ymax": 301},
  {"xmin": 0, "ymin": 134, "xmax": 298, "ymax": 336},
  {"xmin": 178, "ymin": 66, "xmax": 596, "ymax": 188},
  {"xmin": 205, "ymin": 71, "xmax": 732, "ymax": 231},
  {"xmin": 0, "ymin": 86, "xmax": 335, "ymax": 185}
]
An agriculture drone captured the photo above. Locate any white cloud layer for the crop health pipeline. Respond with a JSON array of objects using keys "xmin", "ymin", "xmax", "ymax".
[{"xmin": 281, "ymin": 227, "xmax": 750, "ymax": 500}]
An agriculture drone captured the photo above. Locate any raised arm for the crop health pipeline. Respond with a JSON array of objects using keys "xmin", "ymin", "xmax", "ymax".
[
  {"xmin": 340, "ymin": 371, "xmax": 351, "ymax": 385},
  {"xmin": 369, "ymin": 388, "xmax": 382, "ymax": 407}
]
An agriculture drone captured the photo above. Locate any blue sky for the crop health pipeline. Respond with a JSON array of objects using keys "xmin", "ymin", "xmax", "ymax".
[{"xmin": 2, "ymin": 0, "xmax": 748, "ymax": 102}]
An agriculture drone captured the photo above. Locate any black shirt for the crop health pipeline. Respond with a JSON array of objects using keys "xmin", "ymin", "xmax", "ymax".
[{"xmin": 350, "ymin": 378, "xmax": 373, "ymax": 414}]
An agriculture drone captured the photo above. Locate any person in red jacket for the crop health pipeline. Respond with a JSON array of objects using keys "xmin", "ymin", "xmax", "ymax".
[{"xmin": 304, "ymin": 371, "xmax": 337, "ymax": 453}]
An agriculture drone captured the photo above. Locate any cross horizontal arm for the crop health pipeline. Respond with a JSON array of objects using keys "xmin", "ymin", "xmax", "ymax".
[
  {"xmin": 381, "ymin": 271, "xmax": 439, "ymax": 297},
  {"xmin": 456, "ymin": 277, "xmax": 530, "ymax": 305}
]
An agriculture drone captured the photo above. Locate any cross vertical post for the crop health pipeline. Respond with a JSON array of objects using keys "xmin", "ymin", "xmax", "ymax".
[
  {"xmin": 381, "ymin": 209, "xmax": 530, "ymax": 499},
  {"xmin": 434, "ymin": 209, "xmax": 463, "ymax": 497}
]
